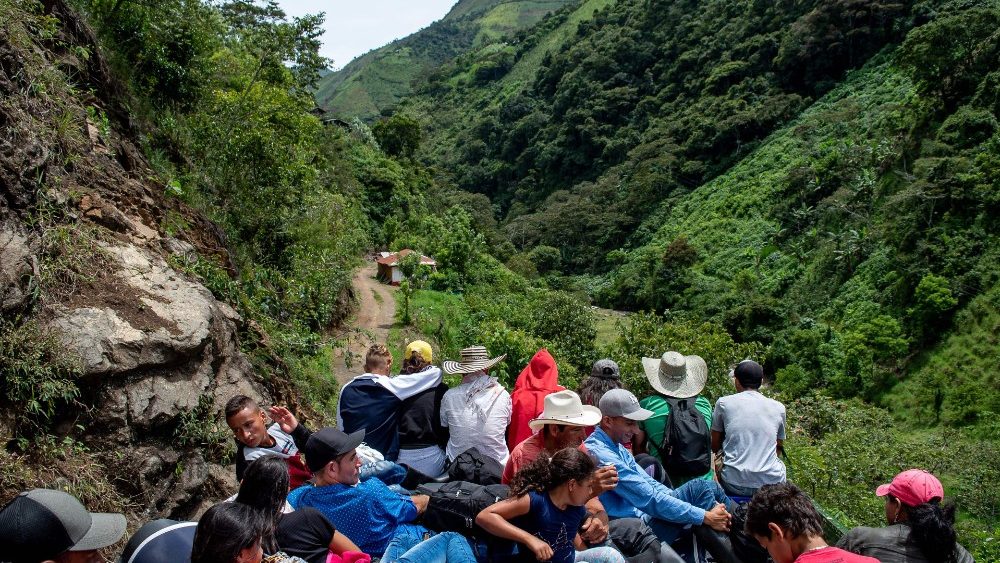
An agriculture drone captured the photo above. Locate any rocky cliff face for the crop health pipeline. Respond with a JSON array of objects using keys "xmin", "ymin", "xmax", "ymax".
[{"xmin": 0, "ymin": 0, "xmax": 285, "ymax": 520}]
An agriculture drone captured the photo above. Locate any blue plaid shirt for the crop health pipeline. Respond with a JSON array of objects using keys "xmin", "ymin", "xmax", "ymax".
[{"xmin": 288, "ymin": 478, "xmax": 418, "ymax": 555}]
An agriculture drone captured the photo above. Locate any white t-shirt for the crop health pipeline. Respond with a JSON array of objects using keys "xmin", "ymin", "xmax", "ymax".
[
  {"xmin": 440, "ymin": 375, "xmax": 512, "ymax": 466},
  {"xmin": 711, "ymin": 390, "xmax": 787, "ymax": 488}
]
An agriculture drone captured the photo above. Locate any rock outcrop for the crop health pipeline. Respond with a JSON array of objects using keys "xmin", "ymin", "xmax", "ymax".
[{"xmin": 0, "ymin": 0, "xmax": 282, "ymax": 520}]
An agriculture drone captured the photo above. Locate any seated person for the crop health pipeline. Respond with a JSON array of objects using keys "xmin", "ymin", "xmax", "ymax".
[
  {"xmin": 636, "ymin": 351, "xmax": 714, "ymax": 487},
  {"xmin": 225, "ymin": 395, "xmax": 312, "ymax": 489},
  {"xmin": 745, "ymin": 483, "xmax": 878, "ymax": 563},
  {"xmin": 577, "ymin": 359, "xmax": 624, "ymax": 410},
  {"xmin": 396, "ymin": 340, "xmax": 450, "ymax": 477},
  {"xmin": 711, "ymin": 360, "xmax": 786, "ymax": 497},
  {"xmin": 440, "ymin": 345, "xmax": 512, "ymax": 466},
  {"xmin": 477, "ymin": 448, "xmax": 626, "ymax": 563},
  {"xmin": 0, "ymin": 488, "xmax": 126, "ymax": 563},
  {"xmin": 837, "ymin": 469, "xmax": 974, "ymax": 563},
  {"xmin": 191, "ymin": 502, "xmax": 269, "ymax": 563},
  {"xmin": 508, "ymin": 348, "xmax": 563, "ymax": 451},
  {"xmin": 583, "ymin": 389, "xmax": 736, "ymax": 561},
  {"xmin": 338, "ymin": 344, "xmax": 443, "ymax": 462},
  {"xmin": 235, "ymin": 455, "xmax": 362, "ymax": 563},
  {"xmin": 119, "ymin": 519, "xmax": 197, "ymax": 563},
  {"xmin": 503, "ymin": 390, "xmax": 612, "ymax": 547},
  {"xmin": 287, "ymin": 428, "xmax": 431, "ymax": 557}
]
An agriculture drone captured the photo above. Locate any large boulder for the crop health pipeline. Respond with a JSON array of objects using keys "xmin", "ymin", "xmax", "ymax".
[{"xmin": 0, "ymin": 225, "xmax": 36, "ymax": 315}]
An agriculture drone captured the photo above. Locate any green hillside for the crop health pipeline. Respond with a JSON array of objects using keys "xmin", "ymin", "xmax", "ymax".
[{"xmin": 314, "ymin": 0, "xmax": 576, "ymax": 120}]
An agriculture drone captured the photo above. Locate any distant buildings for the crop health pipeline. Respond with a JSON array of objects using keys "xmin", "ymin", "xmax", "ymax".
[{"xmin": 376, "ymin": 249, "xmax": 437, "ymax": 285}]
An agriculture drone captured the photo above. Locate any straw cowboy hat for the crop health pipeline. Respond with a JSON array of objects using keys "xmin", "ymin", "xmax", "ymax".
[
  {"xmin": 641, "ymin": 351, "xmax": 708, "ymax": 399},
  {"xmin": 443, "ymin": 345, "xmax": 506, "ymax": 375},
  {"xmin": 528, "ymin": 390, "xmax": 602, "ymax": 431}
]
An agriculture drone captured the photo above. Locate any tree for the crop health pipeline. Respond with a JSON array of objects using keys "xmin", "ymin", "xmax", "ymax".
[{"xmin": 373, "ymin": 114, "xmax": 422, "ymax": 158}]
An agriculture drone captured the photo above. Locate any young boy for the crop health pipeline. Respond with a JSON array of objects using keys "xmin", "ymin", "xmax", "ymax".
[
  {"xmin": 225, "ymin": 395, "xmax": 312, "ymax": 489},
  {"xmin": 745, "ymin": 483, "xmax": 878, "ymax": 563}
]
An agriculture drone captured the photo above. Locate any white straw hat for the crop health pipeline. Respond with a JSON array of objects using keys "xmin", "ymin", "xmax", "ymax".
[
  {"xmin": 443, "ymin": 345, "xmax": 506, "ymax": 375},
  {"xmin": 528, "ymin": 390, "xmax": 602, "ymax": 431},
  {"xmin": 641, "ymin": 351, "xmax": 708, "ymax": 398}
]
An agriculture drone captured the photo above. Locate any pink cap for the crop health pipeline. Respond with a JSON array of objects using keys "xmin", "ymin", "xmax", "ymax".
[{"xmin": 876, "ymin": 469, "xmax": 944, "ymax": 507}]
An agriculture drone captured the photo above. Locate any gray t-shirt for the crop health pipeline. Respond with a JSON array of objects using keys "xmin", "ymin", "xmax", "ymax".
[{"xmin": 711, "ymin": 390, "xmax": 786, "ymax": 488}]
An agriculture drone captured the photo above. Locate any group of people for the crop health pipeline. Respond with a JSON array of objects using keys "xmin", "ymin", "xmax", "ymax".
[{"xmin": 1, "ymin": 343, "xmax": 975, "ymax": 563}]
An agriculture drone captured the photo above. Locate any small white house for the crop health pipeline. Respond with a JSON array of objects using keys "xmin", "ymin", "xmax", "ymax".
[{"xmin": 376, "ymin": 249, "xmax": 437, "ymax": 285}]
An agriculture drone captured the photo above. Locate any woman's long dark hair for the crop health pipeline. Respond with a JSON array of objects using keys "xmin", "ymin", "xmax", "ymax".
[
  {"xmin": 191, "ymin": 502, "xmax": 267, "ymax": 563},
  {"xmin": 901, "ymin": 497, "xmax": 959, "ymax": 561},
  {"xmin": 234, "ymin": 455, "xmax": 289, "ymax": 553},
  {"xmin": 509, "ymin": 447, "xmax": 595, "ymax": 498},
  {"xmin": 401, "ymin": 352, "xmax": 431, "ymax": 375},
  {"xmin": 577, "ymin": 376, "xmax": 621, "ymax": 408}
]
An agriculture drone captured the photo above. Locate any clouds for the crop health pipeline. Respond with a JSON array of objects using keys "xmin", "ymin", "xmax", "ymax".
[{"xmin": 276, "ymin": 0, "xmax": 458, "ymax": 69}]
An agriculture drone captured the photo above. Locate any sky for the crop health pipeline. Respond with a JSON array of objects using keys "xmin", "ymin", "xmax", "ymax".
[{"xmin": 275, "ymin": 1, "xmax": 459, "ymax": 70}]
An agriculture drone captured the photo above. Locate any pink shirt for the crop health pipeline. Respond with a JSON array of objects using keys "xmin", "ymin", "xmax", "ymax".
[
  {"xmin": 502, "ymin": 433, "xmax": 546, "ymax": 484},
  {"xmin": 796, "ymin": 546, "xmax": 879, "ymax": 563}
]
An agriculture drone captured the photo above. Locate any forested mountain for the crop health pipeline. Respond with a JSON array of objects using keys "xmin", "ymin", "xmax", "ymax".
[
  {"xmin": 314, "ymin": 0, "xmax": 575, "ymax": 120},
  {"xmin": 391, "ymin": 0, "xmax": 1000, "ymax": 423}
]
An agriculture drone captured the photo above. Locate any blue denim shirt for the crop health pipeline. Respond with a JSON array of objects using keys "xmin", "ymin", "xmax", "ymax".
[
  {"xmin": 288, "ymin": 478, "xmax": 417, "ymax": 556},
  {"xmin": 584, "ymin": 426, "xmax": 706, "ymax": 525}
]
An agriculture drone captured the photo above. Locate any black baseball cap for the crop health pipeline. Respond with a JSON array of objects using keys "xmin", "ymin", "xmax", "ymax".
[
  {"xmin": 303, "ymin": 427, "xmax": 365, "ymax": 472},
  {"xmin": 0, "ymin": 488, "xmax": 127, "ymax": 562},
  {"xmin": 733, "ymin": 359, "xmax": 764, "ymax": 387}
]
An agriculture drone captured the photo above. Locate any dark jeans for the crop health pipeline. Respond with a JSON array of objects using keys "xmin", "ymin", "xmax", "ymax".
[{"xmin": 642, "ymin": 480, "xmax": 734, "ymax": 544}]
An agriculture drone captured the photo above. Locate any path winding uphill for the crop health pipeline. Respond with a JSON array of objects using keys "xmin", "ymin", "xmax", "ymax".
[{"xmin": 331, "ymin": 263, "xmax": 397, "ymax": 385}]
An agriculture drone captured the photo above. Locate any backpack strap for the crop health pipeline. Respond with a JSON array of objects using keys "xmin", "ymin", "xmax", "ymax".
[{"xmin": 658, "ymin": 396, "xmax": 686, "ymax": 458}]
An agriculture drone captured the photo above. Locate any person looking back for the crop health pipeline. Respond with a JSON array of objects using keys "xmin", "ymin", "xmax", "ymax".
[
  {"xmin": 338, "ymin": 344, "xmax": 442, "ymax": 461},
  {"xmin": 837, "ymin": 469, "xmax": 974, "ymax": 562},
  {"xmin": 711, "ymin": 359, "xmax": 786, "ymax": 497}
]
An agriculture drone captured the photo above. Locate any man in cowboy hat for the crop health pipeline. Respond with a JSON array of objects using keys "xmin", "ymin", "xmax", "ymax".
[
  {"xmin": 439, "ymin": 345, "xmax": 512, "ymax": 466},
  {"xmin": 635, "ymin": 351, "xmax": 715, "ymax": 487},
  {"xmin": 711, "ymin": 359, "xmax": 786, "ymax": 497}
]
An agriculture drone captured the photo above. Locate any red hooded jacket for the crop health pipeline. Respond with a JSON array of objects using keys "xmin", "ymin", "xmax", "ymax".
[{"xmin": 507, "ymin": 349, "xmax": 564, "ymax": 450}]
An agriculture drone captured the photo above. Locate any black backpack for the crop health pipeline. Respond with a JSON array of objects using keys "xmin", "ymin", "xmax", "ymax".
[
  {"xmin": 416, "ymin": 481, "xmax": 510, "ymax": 539},
  {"xmin": 447, "ymin": 447, "xmax": 503, "ymax": 485},
  {"xmin": 658, "ymin": 396, "xmax": 712, "ymax": 478}
]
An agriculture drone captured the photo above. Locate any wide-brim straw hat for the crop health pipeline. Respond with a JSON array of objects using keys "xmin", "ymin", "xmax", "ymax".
[
  {"xmin": 443, "ymin": 345, "xmax": 506, "ymax": 375},
  {"xmin": 528, "ymin": 390, "xmax": 602, "ymax": 431},
  {"xmin": 641, "ymin": 351, "xmax": 708, "ymax": 398}
]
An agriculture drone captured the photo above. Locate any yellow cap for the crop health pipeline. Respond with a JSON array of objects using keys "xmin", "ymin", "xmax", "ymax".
[{"xmin": 404, "ymin": 340, "xmax": 433, "ymax": 363}]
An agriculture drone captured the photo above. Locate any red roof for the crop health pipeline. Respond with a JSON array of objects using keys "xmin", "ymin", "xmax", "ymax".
[{"xmin": 376, "ymin": 249, "xmax": 436, "ymax": 266}]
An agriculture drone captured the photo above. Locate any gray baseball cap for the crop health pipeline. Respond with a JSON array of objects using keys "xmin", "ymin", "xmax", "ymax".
[
  {"xmin": 0, "ymin": 488, "xmax": 127, "ymax": 561},
  {"xmin": 598, "ymin": 388, "xmax": 653, "ymax": 421},
  {"xmin": 591, "ymin": 359, "xmax": 620, "ymax": 380}
]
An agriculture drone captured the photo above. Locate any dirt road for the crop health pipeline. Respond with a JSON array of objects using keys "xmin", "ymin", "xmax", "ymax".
[{"xmin": 330, "ymin": 263, "xmax": 397, "ymax": 385}]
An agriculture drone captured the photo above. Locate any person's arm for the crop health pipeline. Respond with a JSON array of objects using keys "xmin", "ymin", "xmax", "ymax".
[
  {"xmin": 579, "ymin": 497, "xmax": 609, "ymax": 544},
  {"xmin": 410, "ymin": 494, "xmax": 430, "ymax": 516},
  {"xmin": 633, "ymin": 427, "xmax": 648, "ymax": 455},
  {"xmin": 711, "ymin": 430, "xmax": 724, "ymax": 454},
  {"xmin": 269, "ymin": 405, "xmax": 312, "ymax": 449},
  {"xmin": 612, "ymin": 450, "xmax": 708, "ymax": 526},
  {"xmin": 476, "ymin": 496, "xmax": 554, "ymax": 561},
  {"xmin": 777, "ymin": 405, "xmax": 787, "ymax": 456},
  {"xmin": 329, "ymin": 531, "xmax": 361, "ymax": 555},
  {"xmin": 378, "ymin": 365, "xmax": 443, "ymax": 400}
]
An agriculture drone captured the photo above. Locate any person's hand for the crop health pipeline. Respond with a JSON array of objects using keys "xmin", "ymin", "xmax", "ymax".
[
  {"xmin": 592, "ymin": 465, "xmax": 618, "ymax": 493},
  {"xmin": 703, "ymin": 503, "xmax": 732, "ymax": 532},
  {"xmin": 579, "ymin": 513, "xmax": 609, "ymax": 544},
  {"xmin": 268, "ymin": 406, "xmax": 298, "ymax": 434},
  {"xmin": 526, "ymin": 537, "xmax": 554, "ymax": 561},
  {"xmin": 410, "ymin": 494, "xmax": 430, "ymax": 515}
]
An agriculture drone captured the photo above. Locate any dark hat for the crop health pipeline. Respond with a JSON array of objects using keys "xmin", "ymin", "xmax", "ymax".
[
  {"xmin": 303, "ymin": 428, "xmax": 365, "ymax": 473},
  {"xmin": 733, "ymin": 359, "xmax": 764, "ymax": 387},
  {"xmin": 591, "ymin": 359, "xmax": 620, "ymax": 380},
  {"xmin": 118, "ymin": 519, "xmax": 195, "ymax": 563},
  {"xmin": 0, "ymin": 488, "xmax": 127, "ymax": 562}
]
